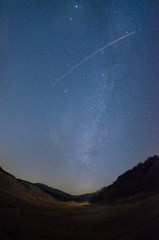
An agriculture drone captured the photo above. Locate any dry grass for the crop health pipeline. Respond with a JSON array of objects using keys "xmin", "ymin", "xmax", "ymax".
[{"xmin": 0, "ymin": 192, "xmax": 159, "ymax": 240}]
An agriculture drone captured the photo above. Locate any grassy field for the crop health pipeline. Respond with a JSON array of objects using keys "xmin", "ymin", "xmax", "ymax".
[{"xmin": 0, "ymin": 192, "xmax": 159, "ymax": 240}]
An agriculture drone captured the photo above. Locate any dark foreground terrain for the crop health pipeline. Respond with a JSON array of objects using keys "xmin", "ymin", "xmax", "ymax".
[{"xmin": 0, "ymin": 156, "xmax": 159, "ymax": 240}]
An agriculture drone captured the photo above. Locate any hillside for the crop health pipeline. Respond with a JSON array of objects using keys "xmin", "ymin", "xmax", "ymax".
[
  {"xmin": 1, "ymin": 155, "xmax": 159, "ymax": 205},
  {"xmin": 0, "ymin": 166, "xmax": 76, "ymax": 208},
  {"xmin": 91, "ymin": 155, "xmax": 159, "ymax": 203}
]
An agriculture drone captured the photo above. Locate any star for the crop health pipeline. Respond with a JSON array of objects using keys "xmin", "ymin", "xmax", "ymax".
[{"xmin": 1, "ymin": 0, "xmax": 158, "ymax": 195}]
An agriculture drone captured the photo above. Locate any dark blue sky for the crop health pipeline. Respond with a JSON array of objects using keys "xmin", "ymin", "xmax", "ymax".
[{"xmin": 0, "ymin": 0, "xmax": 159, "ymax": 194}]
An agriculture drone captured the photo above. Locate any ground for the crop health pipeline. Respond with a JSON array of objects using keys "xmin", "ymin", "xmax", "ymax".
[{"xmin": 0, "ymin": 193, "xmax": 159, "ymax": 240}]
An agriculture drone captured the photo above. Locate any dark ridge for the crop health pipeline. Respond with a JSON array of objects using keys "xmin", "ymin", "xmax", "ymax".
[
  {"xmin": 0, "ymin": 167, "xmax": 75, "ymax": 202},
  {"xmin": 73, "ymin": 193, "xmax": 95, "ymax": 202},
  {"xmin": 0, "ymin": 166, "xmax": 16, "ymax": 179},
  {"xmin": 91, "ymin": 155, "xmax": 159, "ymax": 203},
  {"xmin": 35, "ymin": 183, "xmax": 74, "ymax": 201},
  {"xmin": 18, "ymin": 179, "xmax": 37, "ymax": 191},
  {"xmin": 1, "ymin": 155, "xmax": 159, "ymax": 203}
]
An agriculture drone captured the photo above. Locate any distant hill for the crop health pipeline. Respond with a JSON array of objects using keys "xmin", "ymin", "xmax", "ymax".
[
  {"xmin": 0, "ymin": 165, "xmax": 94, "ymax": 204},
  {"xmin": 91, "ymin": 155, "xmax": 159, "ymax": 203},
  {"xmin": 0, "ymin": 166, "xmax": 75, "ymax": 206},
  {"xmin": 35, "ymin": 183, "xmax": 74, "ymax": 201},
  {"xmin": 35, "ymin": 183, "xmax": 94, "ymax": 202},
  {"xmin": 0, "ymin": 155, "xmax": 159, "ymax": 205}
]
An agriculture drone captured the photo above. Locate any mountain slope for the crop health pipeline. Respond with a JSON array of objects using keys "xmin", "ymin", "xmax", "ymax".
[
  {"xmin": 0, "ymin": 166, "xmax": 74, "ymax": 207},
  {"xmin": 1, "ymin": 155, "xmax": 159, "ymax": 205},
  {"xmin": 35, "ymin": 183, "xmax": 75, "ymax": 201},
  {"xmin": 91, "ymin": 155, "xmax": 159, "ymax": 203}
]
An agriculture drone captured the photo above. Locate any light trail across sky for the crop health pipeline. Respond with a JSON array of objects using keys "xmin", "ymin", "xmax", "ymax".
[{"xmin": 52, "ymin": 31, "xmax": 136, "ymax": 88}]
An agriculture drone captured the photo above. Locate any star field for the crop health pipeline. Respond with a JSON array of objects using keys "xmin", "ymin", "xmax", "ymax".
[{"xmin": 0, "ymin": 0, "xmax": 159, "ymax": 194}]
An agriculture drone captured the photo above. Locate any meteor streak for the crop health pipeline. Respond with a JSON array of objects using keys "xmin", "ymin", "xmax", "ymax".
[{"xmin": 52, "ymin": 31, "xmax": 135, "ymax": 88}]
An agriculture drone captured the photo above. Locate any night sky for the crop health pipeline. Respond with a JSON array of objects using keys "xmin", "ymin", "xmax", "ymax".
[{"xmin": 1, "ymin": 0, "xmax": 159, "ymax": 194}]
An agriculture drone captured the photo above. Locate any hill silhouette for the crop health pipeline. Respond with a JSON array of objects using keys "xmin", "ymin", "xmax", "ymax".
[
  {"xmin": 91, "ymin": 155, "xmax": 159, "ymax": 203},
  {"xmin": 0, "ymin": 155, "xmax": 159, "ymax": 205},
  {"xmin": 0, "ymin": 167, "xmax": 75, "ymax": 206}
]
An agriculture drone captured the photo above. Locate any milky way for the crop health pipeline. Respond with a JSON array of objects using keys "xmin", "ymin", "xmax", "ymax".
[{"xmin": 0, "ymin": 1, "xmax": 159, "ymax": 194}]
